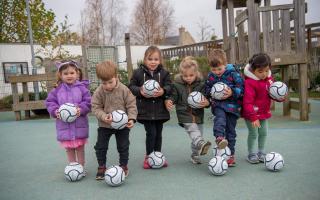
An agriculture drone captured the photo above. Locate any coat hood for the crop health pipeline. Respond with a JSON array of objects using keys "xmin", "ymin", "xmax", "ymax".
[{"xmin": 244, "ymin": 64, "xmax": 271, "ymax": 80}]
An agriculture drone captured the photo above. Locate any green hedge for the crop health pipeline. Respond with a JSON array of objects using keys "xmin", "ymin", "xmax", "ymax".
[{"xmin": 0, "ymin": 91, "xmax": 48, "ymax": 110}]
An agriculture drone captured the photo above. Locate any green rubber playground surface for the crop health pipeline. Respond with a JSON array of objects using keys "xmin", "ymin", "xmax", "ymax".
[{"xmin": 0, "ymin": 99, "xmax": 320, "ymax": 200}]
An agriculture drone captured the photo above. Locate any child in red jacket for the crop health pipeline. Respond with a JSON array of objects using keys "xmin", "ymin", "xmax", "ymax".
[{"xmin": 242, "ymin": 53, "xmax": 285, "ymax": 164}]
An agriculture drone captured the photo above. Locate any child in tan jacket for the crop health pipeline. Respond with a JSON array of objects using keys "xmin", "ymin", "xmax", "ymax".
[{"xmin": 92, "ymin": 60, "xmax": 137, "ymax": 179}]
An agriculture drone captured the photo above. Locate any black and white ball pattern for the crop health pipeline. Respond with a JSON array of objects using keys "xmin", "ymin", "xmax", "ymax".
[
  {"xmin": 208, "ymin": 156, "xmax": 228, "ymax": 176},
  {"xmin": 212, "ymin": 146, "xmax": 231, "ymax": 160},
  {"xmin": 143, "ymin": 80, "xmax": 160, "ymax": 97},
  {"xmin": 147, "ymin": 151, "xmax": 166, "ymax": 169},
  {"xmin": 104, "ymin": 165, "xmax": 125, "ymax": 186},
  {"xmin": 58, "ymin": 103, "xmax": 78, "ymax": 123},
  {"xmin": 269, "ymin": 81, "xmax": 288, "ymax": 101},
  {"xmin": 210, "ymin": 82, "xmax": 229, "ymax": 100},
  {"xmin": 187, "ymin": 91, "xmax": 204, "ymax": 108},
  {"xmin": 264, "ymin": 152, "xmax": 284, "ymax": 171},
  {"xmin": 111, "ymin": 110, "xmax": 128, "ymax": 130},
  {"xmin": 64, "ymin": 162, "xmax": 84, "ymax": 182}
]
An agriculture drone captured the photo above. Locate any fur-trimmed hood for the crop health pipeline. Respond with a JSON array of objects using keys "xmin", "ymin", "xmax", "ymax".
[{"xmin": 244, "ymin": 64, "xmax": 271, "ymax": 80}]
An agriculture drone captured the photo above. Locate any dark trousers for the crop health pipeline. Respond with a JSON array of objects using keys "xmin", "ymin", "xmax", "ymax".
[
  {"xmin": 94, "ymin": 127, "xmax": 130, "ymax": 167},
  {"xmin": 213, "ymin": 107, "xmax": 238, "ymax": 154},
  {"xmin": 141, "ymin": 120, "xmax": 165, "ymax": 155}
]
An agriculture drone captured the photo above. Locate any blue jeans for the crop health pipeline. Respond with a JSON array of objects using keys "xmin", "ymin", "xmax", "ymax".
[{"xmin": 213, "ymin": 107, "xmax": 238, "ymax": 154}]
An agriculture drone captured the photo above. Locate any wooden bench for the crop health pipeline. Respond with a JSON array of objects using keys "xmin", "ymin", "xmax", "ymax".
[{"xmin": 8, "ymin": 73, "xmax": 55, "ymax": 120}]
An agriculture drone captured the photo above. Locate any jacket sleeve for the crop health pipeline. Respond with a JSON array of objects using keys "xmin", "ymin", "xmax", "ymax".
[
  {"xmin": 45, "ymin": 89, "xmax": 59, "ymax": 118},
  {"xmin": 162, "ymin": 71, "xmax": 172, "ymax": 99},
  {"xmin": 124, "ymin": 88, "xmax": 138, "ymax": 121},
  {"xmin": 204, "ymin": 75, "xmax": 214, "ymax": 99},
  {"xmin": 169, "ymin": 84, "xmax": 179, "ymax": 103},
  {"xmin": 91, "ymin": 88, "xmax": 109, "ymax": 121},
  {"xmin": 243, "ymin": 80, "xmax": 258, "ymax": 122},
  {"xmin": 230, "ymin": 71, "xmax": 244, "ymax": 100},
  {"xmin": 78, "ymin": 86, "xmax": 91, "ymax": 116},
  {"xmin": 128, "ymin": 70, "xmax": 142, "ymax": 97}
]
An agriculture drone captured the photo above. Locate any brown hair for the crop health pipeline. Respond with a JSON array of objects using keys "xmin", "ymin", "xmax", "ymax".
[
  {"xmin": 96, "ymin": 60, "xmax": 118, "ymax": 81},
  {"xmin": 207, "ymin": 49, "xmax": 227, "ymax": 68},
  {"xmin": 179, "ymin": 56, "xmax": 202, "ymax": 78},
  {"xmin": 143, "ymin": 46, "xmax": 163, "ymax": 65},
  {"xmin": 55, "ymin": 61, "xmax": 78, "ymax": 87}
]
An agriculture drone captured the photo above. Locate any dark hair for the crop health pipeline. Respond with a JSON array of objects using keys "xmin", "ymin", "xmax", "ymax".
[{"xmin": 249, "ymin": 53, "xmax": 271, "ymax": 71}]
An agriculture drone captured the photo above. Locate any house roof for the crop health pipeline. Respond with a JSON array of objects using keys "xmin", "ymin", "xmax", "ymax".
[{"xmin": 161, "ymin": 36, "xmax": 180, "ymax": 45}]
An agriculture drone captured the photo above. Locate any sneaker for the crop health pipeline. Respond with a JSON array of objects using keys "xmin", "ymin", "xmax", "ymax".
[
  {"xmin": 190, "ymin": 155, "xmax": 202, "ymax": 164},
  {"xmin": 95, "ymin": 166, "xmax": 106, "ymax": 180},
  {"xmin": 82, "ymin": 169, "xmax": 87, "ymax": 177},
  {"xmin": 120, "ymin": 165, "xmax": 129, "ymax": 177},
  {"xmin": 143, "ymin": 155, "xmax": 151, "ymax": 169},
  {"xmin": 227, "ymin": 155, "xmax": 236, "ymax": 167},
  {"xmin": 247, "ymin": 153, "xmax": 260, "ymax": 164},
  {"xmin": 163, "ymin": 160, "xmax": 168, "ymax": 167},
  {"xmin": 198, "ymin": 141, "xmax": 212, "ymax": 156},
  {"xmin": 257, "ymin": 152, "xmax": 266, "ymax": 163},
  {"xmin": 215, "ymin": 136, "xmax": 228, "ymax": 149}
]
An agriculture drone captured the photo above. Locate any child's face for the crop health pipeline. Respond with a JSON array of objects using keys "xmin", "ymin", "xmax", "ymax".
[
  {"xmin": 102, "ymin": 77, "xmax": 117, "ymax": 91},
  {"xmin": 182, "ymin": 68, "xmax": 197, "ymax": 85},
  {"xmin": 211, "ymin": 64, "xmax": 226, "ymax": 77},
  {"xmin": 145, "ymin": 52, "xmax": 161, "ymax": 71},
  {"xmin": 60, "ymin": 66, "xmax": 78, "ymax": 84},
  {"xmin": 253, "ymin": 66, "xmax": 270, "ymax": 80}
]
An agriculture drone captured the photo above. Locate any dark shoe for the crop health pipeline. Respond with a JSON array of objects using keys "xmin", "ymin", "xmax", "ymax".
[
  {"xmin": 96, "ymin": 166, "xmax": 106, "ymax": 180},
  {"xmin": 120, "ymin": 165, "xmax": 129, "ymax": 177},
  {"xmin": 227, "ymin": 155, "xmax": 236, "ymax": 167},
  {"xmin": 190, "ymin": 155, "xmax": 202, "ymax": 164},
  {"xmin": 215, "ymin": 136, "xmax": 228, "ymax": 149},
  {"xmin": 199, "ymin": 141, "xmax": 212, "ymax": 155}
]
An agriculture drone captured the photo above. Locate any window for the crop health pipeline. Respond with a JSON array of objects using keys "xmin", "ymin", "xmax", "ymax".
[{"xmin": 3, "ymin": 62, "xmax": 29, "ymax": 83}]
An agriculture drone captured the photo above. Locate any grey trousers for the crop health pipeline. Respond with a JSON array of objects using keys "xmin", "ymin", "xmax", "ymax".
[{"xmin": 182, "ymin": 123, "xmax": 204, "ymax": 156}]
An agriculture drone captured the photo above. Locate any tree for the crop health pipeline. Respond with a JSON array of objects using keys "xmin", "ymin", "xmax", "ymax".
[
  {"xmin": 80, "ymin": 0, "xmax": 126, "ymax": 45},
  {"xmin": 130, "ymin": 0, "xmax": 174, "ymax": 45},
  {"xmin": 197, "ymin": 17, "xmax": 214, "ymax": 42},
  {"xmin": 0, "ymin": 0, "xmax": 58, "ymax": 45}
]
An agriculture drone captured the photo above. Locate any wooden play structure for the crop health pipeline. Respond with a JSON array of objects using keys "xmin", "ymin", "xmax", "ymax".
[{"xmin": 217, "ymin": 0, "xmax": 309, "ymax": 120}]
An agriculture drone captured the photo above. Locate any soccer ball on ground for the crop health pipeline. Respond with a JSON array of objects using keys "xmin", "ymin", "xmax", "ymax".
[
  {"xmin": 64, "ymin": 162, "xmax": 84, "ymax": 182},
  {"xmin": 264, "ymin": 152, "xmax": 284, "ymax": 171},
  {"xmin": 212, "ymin": 146, "xmax": 231, "ymax": 160},
  {"xmin": 210, "ymin": 82, "xmax": 229, "ymax": 100},
  {"xmin": 187, "ymin": 91, "xmax": 205, "ymax": 108},
  {"xmin": 58, "ymin": 103, "xmax": 78, "ymax": 123},
  {"xmin": 104, "ymin": 165, "xmax": 125, "ymax": 186},
  {"xmin": 208, "ymin": 156, "xmax": 228, "ymax": 176},
  {"xmin": 148, "ymin": 151, "xmax": 166, "ymax": 169},
  {"xmin": 269, "ymin": 81, "xmax": 288, "ymax": 101},
  {"xmin": 142, "ymin": 80, "xmax": 160, "ymax": 97},
  {"xmin": 111, "ymin": 110, "xmax": 128, "ymax": 130}
]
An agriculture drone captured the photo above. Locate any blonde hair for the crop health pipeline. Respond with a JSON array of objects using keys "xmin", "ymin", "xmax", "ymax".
[
  {"xmin": 143, "ymin": 46, "xmax": 163, "ymax": 65},
  {"xmin": 96, "ymin": 60, "xmax": 117, "ymax": 81},
  {"xmin": 179, "ymin": 56, "xmax": 202, "ymax": 78},
  {"xmin": 208, "ymin": 49, "xmax": 227, "ymax": 67}
]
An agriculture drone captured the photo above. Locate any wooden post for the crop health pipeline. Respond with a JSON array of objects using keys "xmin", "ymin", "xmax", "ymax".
[
  {"xmin": 22, "ymin": 82, "xmax": 30, "ymax": 119},
  {"xmin": 294, "ymin": 0, "xmax": 308, "ymax": 121},
  {"xmin": 11, "ymin": 83, "xmax": 21, "ymax": 120},
  {"xmin": 81, "ymin": 45, "xmax": 89, "ymax": 80},
  {"xmin": 221, "ymin": 4, "xmax": 229, "ymax": 54},
  {"xmin": 237, "ymin": 10, "xmax": 246, "ymax": 62},
  {"xmin": 125, "ymin": 33, "xmax": 133, "ymax": 82},
  {"xmin": 247, "ymin": 0, "xmax": 260, "ymax": 57},
  {"xmin": 227, "ymin": 0, "xmax": 236, "ymax": 63},
  {"xmin": 262, "ymin": 0, "xmax": 271, "ymax": 53},
  {"xmin": 282, "ymin": 66, "xmax": 290, "ymax": 116}
]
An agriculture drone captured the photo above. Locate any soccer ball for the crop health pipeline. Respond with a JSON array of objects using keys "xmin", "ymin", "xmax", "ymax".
[
  {"xmin": 58, "ymin": 103, "xmax": 78, "ymax": 123},
  {"xmin": 212, "ymin": 146, "xmax": 231, "ymax": 160},
  {"xmin": 104, "ymin": 165, "xmax": 125, "ymax": 186},
  {"xmin": 111, "ymin": 110, "xmax": 128, "ymax": 130},
  {"xmin": 269, "ymin": 81, "xmax": 288, "ymax": 101},
  {"xmin": 208, "ymin": 156, "xmax": 228, "ymax": 176},
  {"xmin": 187, "ymin": 91, "xmax": 204, "ymax": 108},
  {"xmin": 148, "ymin": 151, "xmax": 166, "ymax": 169},
  {"xmin": 143, "ymin": 79, "xmax": 160, "ymax": 97},
  {"xmin": 64, "ymin": 162, "xmax": 84, "ymax": 182},
  {"xmin": 210, "ymin": 82, "xmax": 229, "ymax": 100},
  {"xmin": 264, "ymin": 152, "xmax": 284, "ymax": 171}
]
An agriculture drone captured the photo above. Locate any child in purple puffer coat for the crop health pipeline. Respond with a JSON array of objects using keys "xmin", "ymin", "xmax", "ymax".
[{"xmin": 46, "ymin": 60, "xmax": 91, "ymax": 171}]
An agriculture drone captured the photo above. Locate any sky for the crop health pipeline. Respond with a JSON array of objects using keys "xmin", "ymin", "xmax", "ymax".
[{"xmin": 42, "ymin": 0, "xmax": 320, "ymax": 43}]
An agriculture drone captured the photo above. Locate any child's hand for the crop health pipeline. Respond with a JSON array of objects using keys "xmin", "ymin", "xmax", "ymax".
[
  {"xmin": 103, "ymin": 114, "xmax": 113, "ymax": 124},
  {"xmin": 126, "ymin": 119, "xmax": 135, "ymax": 129},
  {"xmin": 153, "ymin": 87, "xmax": 164, "ymax": 97},
  {"xmin": 165, "ymin": 99, "xmax": 174, "ymax": 111},
  {"xmin": 140, "ymin": 87, "xmax": 151, "ymax": 98},
  {"xmin": 76, "ymin": 107, "xmax": 81, "ymax": 117},
  {"xmin": 199, "ymin": 98, "xmax": 209, "ymax": 108},
  {"xmin": 222, "ymin": 87, "xmax": 233, "ymax": 99},
  {"xmin": 55, "ymin": 109, "xmax": 61, "ymax": 119},
  {"xmin": 252, "ymin": 120, "xmax": 261, "ymax": 128}
]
